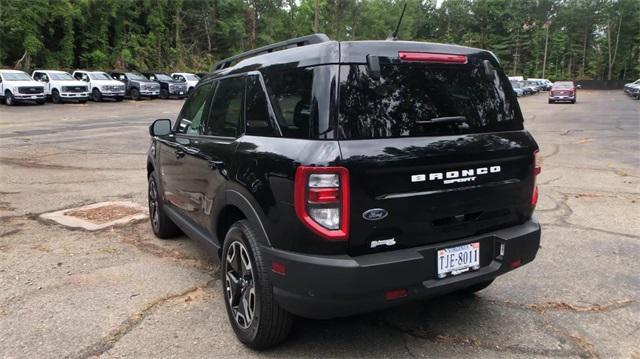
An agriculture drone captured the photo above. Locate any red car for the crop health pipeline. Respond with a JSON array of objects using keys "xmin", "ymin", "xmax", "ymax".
[{"xmin": 549, "ymin": 81, "xmax": 576, "ymax": 104}]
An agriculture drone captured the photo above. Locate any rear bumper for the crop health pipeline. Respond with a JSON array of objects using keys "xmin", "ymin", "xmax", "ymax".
[{"xmin": 263, "ymin": 219, "xmax": 541, "ymax": 319}]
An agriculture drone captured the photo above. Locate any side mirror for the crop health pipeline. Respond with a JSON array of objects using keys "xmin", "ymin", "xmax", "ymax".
[
  {"xmin": 150, "ymin": 119, "xmax": 172, "ymax": 136},
  {"xmin": 576, "ymin": 84, "xmax": 582, "ymax": 89}
]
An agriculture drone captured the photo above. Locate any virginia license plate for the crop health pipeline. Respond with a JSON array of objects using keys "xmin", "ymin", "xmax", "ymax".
[{"xmin": 437, "ymin": 242, "xmax": 480, "ymax": 278}]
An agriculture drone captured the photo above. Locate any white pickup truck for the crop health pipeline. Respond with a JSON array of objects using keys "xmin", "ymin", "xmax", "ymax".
[
  {"xmin": 32, "ymin": 70, "xmax": 89, "ymax": 104},
  {"xmin": 0, "ymin": 69, "xmax": 46, "ymax": 106},
  {"xmin": 170, "ymin": 72, "xmax": 200, "ymax": 96},
  {"xmin": 72, "ymin": 70, "xmax": 125, "ymax": 102}
]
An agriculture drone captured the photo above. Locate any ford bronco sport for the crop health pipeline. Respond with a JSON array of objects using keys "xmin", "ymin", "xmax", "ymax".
[{"xmin": 146, "ymin": 34, "xmax": 542, "ymax": 349}]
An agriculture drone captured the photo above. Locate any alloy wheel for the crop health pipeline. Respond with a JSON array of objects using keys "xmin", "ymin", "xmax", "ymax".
[
  {"xmin": 225, "ymin": 241, "xmax": 256, "ymax": 329},
  {"xmin": 148, "ymin": 178, "xmax": 160, "ymax": 231}
]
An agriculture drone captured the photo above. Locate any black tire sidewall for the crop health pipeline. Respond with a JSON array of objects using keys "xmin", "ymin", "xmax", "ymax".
[
  {"xmin": 52, "ymin": 90, "xmax": 61, "ymax": 104},
  {"xmin": 131, "ymin": 88, "xmax": 140, "ymax": 100},
  {"xmin": 160, "ymin": 88, "xmax": 169, "ymax": 99},
  {"xmin": 5, "ymin": 91, "xmax": 14, "ymax": 106},
  {"xmin": 92, "ymin": 89, "xmax": 101, "ymax": 102}
]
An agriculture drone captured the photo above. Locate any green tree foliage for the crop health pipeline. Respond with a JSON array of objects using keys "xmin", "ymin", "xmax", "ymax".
[{"xmin": 0, "ymin": 0, "xmax": 638, "ymax": 80}]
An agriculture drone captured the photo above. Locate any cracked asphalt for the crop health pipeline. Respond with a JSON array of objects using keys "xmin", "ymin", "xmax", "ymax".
[{"xmin": 1, "ymin": 91, "xmax": 639, "ymax": 358}]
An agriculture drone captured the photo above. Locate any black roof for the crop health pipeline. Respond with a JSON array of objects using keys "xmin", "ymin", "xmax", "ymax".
[{"xmin": 208, "ymin": 34, "xmax": 495, "ymax": 78}]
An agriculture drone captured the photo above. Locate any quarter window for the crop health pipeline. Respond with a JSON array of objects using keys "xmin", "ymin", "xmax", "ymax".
[
  {"xmin": 262, "ymin": 67, "xmax": 314, "ymax": 139},
  {"xmin": 245, "ymin": 75, "xmax": 275, "ymax": 137},
  {"xmin": 205, "ymin": 77, "xmax": 244, "ymax": 137},
  {"xmin": 176, "ymin": 83, "xmax": 215, "ymax": 135}
]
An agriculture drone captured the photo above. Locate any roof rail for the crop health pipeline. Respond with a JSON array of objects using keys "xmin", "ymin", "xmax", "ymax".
[{"xmin": 211, "ymin": 33, "xmax": 331, "ymax": 72}]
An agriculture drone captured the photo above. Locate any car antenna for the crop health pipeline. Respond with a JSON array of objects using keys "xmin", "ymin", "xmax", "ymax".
[{"xmin": 387, "ymin": 2, "xmax": 408, "ymax": 41}]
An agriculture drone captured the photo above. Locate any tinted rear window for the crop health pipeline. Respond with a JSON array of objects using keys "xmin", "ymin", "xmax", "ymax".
[{"xmin": 338, "ymin": 62, "xmax": 522, "ymax": 139}]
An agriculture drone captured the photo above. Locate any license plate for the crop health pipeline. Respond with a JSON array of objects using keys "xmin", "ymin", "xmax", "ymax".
[{"xmin": 437, "ymin": 242, "xmax": 480, "ymax": 278}]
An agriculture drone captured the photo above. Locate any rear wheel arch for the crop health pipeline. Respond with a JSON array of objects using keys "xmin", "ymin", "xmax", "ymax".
[
  {"xmin": 222, "ymin": 189, "xmax": 272, "ymax": 250},
  {"xmin": 216, "ymin": 205, "xmax": 247, "ymax": 257}
]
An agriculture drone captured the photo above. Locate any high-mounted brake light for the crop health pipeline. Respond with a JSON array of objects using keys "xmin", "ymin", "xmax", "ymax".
[
  {"xmin": 294, "ymin": 166, "xmax": 350, "ymax": 241},
  {"xmin": 399, "ymin": 52, "xmax": 468, "ymax": 64},
  {"xmin": 532, "ymin": 150, "xmax": 541, "ymax": 208}
]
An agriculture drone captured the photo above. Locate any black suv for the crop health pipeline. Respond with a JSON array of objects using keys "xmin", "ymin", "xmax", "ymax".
[
  {"xmin": 147, "ymin": 34, "xmax": 541, "ymax": 349},
  {"xmin": 142, "ymin": 72, "xmax": 187, "ymax": 99},
  {"xmin": 110, "ymin": 71, "xmax": 160, "ymax": 100}
]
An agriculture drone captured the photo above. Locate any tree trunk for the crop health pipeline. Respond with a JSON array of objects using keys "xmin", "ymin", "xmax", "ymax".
[
  {"xmin": 581, "ymin": 26, "xmax": 588, "ymax": 77},
  {"xmin": 607, "ymin": 15, "xmax": 622, "ymax": 80},
  {"xmin": 313, "ymin": 0, "xmax": 319, "ymax": 33},
  {"xmin": 542, "ymin": 25, "xmax": 549, "ymax": 78}
]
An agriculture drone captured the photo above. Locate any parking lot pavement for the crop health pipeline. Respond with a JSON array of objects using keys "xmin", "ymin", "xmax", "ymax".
[{"xmin": 0, "ymin": 92, "xmax": 638, "ymax": 358}]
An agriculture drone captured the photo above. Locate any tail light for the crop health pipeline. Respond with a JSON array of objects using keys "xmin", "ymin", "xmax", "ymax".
[
  {"xmin": 399, "ymin": 52, "xmax": 468, "ymax": 64},
  {"xmin": 294, "ymin": 166, "xmax": 350, "ymax": 241},
  {"xmin": 532, "ymin": 150, "xmax": 541, "ymax": 208}
]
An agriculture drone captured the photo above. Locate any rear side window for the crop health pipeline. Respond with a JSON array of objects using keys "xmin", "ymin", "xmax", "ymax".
[
  {"xmin": 205, "ymin": 76, "xmax": 244, "ymax": 137},
  {"xmin": 338, "ymin": 62, "xmax": 522, "ymax": 139},
  {"xmin": 263, "ymin": 68, "xmax": 314, "ymax": 139},
  {"xmin": 245, "ymin": 75, "xmax": 275, "ymax": 137},
  {"xmin": 176, "ymin": 83, "xmax": 214, "ymax": 135}
]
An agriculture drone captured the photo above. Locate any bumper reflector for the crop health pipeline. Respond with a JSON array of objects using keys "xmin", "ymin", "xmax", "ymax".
[
  {"xmin": 510, "ymin": 259, "xmax": 522, "ymax": 269},
  {"xmin": 272, "ymin": 261, "xmax": 286, "ymax": 275},
  {"xmin": 385, "ymin": 289, "xmax": 408, "ymax": 301}
]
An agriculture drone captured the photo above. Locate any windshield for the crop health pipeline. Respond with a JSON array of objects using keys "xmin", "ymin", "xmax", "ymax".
[
  {"xmin": 49, "ymin": 72, "xmax": 75, "ymax": 80},
  {"xmin": 339, "ymin": 61, "xmax": 522, "ymax": 139},
  {"xmin": 89, "ymin": 72, "xmax": 112, "ymax": 80},
  {"xmin": 185, "ymin": 74, "xmax": 199, "ymax": 81},
  {"xmin": 2, "ymin": 72, "xmax": 33, "ymax": 81},
  {"xmin": 554, "ymin": 82, "xmax": 574, "ymax": 89},
  {"xmin": 155, "ymin": 74, "xmax": 172, "ymax": 81},
  {"xmin": 126, "ymin": 73, "xmax": 147, "ymax": 81}
]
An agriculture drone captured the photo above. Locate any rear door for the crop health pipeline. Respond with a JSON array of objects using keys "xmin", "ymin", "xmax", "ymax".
[{"xmin": 336, "ymin": 55, "xmax": 538, "ymax": 255}]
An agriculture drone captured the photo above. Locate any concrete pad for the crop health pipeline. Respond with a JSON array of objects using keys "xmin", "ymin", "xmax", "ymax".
[{"xmin": 39, "ymin": 201, "xmax": 148, "ymax": 231}]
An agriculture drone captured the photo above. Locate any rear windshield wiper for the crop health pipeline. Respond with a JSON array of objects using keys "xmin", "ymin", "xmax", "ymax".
[{"xmin": 416, "ymin": 116, "xmax": 467, "ymax": 125}]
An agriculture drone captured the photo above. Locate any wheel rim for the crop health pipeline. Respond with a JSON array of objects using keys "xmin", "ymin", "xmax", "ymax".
[
  {"xmin": 225, "ymin": 241, "xmax": 256, "ymax": 329},
  {"xmin": 148, "ymin": 178, "xmax": 159, "ymax": 230},
  {"xmin": 6, "ymin": 93, "xmax": 13, "ymax": 105},
  {"xmin": 93, "ymin": 89, "xmax": 100, "ymax": 101}
]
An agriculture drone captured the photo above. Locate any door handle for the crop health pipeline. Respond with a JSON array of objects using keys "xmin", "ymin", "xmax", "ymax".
[
  {"xmin": 175, "ymin": 148, "xmax": 185, "ymax": 159},
  {"xmin": 208, "ymin": 160, "xmax": 224, "ymax": 169}
]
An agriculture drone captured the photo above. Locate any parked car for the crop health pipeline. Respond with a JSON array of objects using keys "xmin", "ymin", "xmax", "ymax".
[
  {"xmin": 510, "ymin": 81, "xmax": 525, "ymax": 97},
  {"xmin": 623, "ymin": 79, "xmax": 640, "ymax": 99},
  {"xmin": 142, "ymin": 72, "xmax": 187, "ymax": 99},
  {"xmin": 524, "ymin": 80, "xmax": 541, "ymax": 93},
  {"xmin": 146, "ymin": 33, "xmax": 541, "ymax": 349},
  {"xmin": 171, "ymin": 72, "xmax": 200, "ymax": 96},
  {"xmin": 528, "ymin": 78, "xmax": 552, "ymax": 91},
  {"xmin": 516, "ymin": 81, "xmax": 534, "ymax": 95},
  {"xmin": 110, "ymin": 71, "xmax": 160, "ymax": 100},
  {"xmin": 31, "ymin": 70, "xmax": 88, "ymax": 104},
  {"xmin": 549, "ymin": 81, "xmax": 577, "ymax": 104},
  {"xmin": 72, "ymin": 70, "xmax": 125, "ymax": 102},
  {"xmin": 0, "ymin": 69, "xmax": 45, "ymax": 105}
]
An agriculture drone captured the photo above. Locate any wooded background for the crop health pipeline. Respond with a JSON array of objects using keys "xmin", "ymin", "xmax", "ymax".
[{"xmin": 0, "ymin": 0, "xmax": 638, "ymax": 81}]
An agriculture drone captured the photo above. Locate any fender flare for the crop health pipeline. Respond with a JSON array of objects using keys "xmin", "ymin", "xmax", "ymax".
[{"xmin": 224, "ymin": 189, "xmax": 271, "ymax": 247}]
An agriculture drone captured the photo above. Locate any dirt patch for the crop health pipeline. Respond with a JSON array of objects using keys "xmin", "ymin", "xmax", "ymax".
[{"xmin": 65, "ymin": 205, "xmax": 142, "ymax": 225}]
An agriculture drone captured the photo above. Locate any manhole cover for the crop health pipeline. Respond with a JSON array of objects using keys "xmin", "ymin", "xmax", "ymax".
[{"xmin": 40, "ymin": 201, "xmax": 148, "ymax": 231}]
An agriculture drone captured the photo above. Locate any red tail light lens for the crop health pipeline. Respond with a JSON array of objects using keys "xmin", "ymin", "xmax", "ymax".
[
  {"xmin": 399, "ymin": 52, "xmax": 468, "ymax": 64},
  {"xmin": 532, "ymin": 150, "xmax": 541, "ymax": 208},
  {"xmin": 294, "ymin": 166, "xmax": 350, "ymax": 241}
]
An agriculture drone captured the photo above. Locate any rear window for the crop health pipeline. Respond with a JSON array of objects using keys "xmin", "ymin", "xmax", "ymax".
[
  {"xmin": 553, "ymin": 82, "xmax": 574, "ymax": 89},
  {"xmin": 338, "ymin": 62, "xmax": 522, "ymax": 139}
]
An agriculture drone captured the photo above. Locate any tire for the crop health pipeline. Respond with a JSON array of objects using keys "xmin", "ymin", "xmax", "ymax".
[
  {"xmin": 92, "ymin": 88, "xmax": 102, "ymax": 102},
  {"xmin": 454, "ymin": 279, "xmax": 495, "ymax": 296},
  {"xmin": 571, "ymin": 99, "xmax": 576, "ymax": 104},
  {"xmin": 187, "ymin": 87, "xmax": 194, "ymax": 97},
  {"xmin": 548, "ymin": 99, "xmax": 553, "ymax": 104},
  {"xmin": 131, "ymin": 87, "xmax": 140, "ymax": 101},
  {"xmin": 52, "ymin": 89, "xmax": 62, "ymax": 104},
  {"xmin": 222, "ymin": 220, "xmax": 293, "ymax": 349},
  {"xmin": 160, "ymin": 88, "xmax": 169, "ymax": 99},
  {"xmin": 5, "ymin": 91, "xmax": 15, "ymax": 106},
  {"xmin": 148, "ymin": 171, "xmax": 180, "ymax": 238}
]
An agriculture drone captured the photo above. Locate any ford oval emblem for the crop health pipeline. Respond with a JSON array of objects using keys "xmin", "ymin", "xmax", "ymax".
[{"xmin": 362, "ymin": 208, "xmax": 388, "ymax": 221}]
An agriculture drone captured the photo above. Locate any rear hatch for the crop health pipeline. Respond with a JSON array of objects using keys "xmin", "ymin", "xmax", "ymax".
[{"xmin": 336, "ymin": 47, "xmax": 538, "ymax": 255}]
